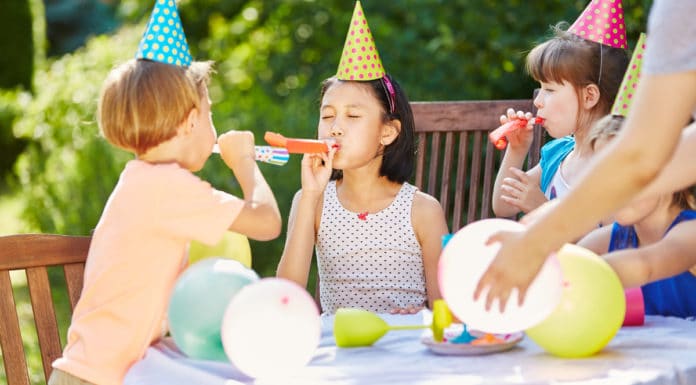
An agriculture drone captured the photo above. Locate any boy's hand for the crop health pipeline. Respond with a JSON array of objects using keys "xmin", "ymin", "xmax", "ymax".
[
  {"xmin": 500, "ymin": 108, "xmax": 534, "ymax": 150},
  {"xmin": 499, "ymin": 167, "xmax": 548, "ymax": 213},
  {"xmin": 217, "ymin": 131, "xmax": 256, "ymax": 170}
]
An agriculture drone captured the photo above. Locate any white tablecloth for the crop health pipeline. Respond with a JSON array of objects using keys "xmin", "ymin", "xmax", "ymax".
[{"xmin": 124, "ymin": 312, "xmax": 696, "ymax": 385}]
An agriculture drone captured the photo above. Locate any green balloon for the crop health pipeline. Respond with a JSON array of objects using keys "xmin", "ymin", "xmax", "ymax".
[
  {"xmin": 168, "ymin": 258, "xmax": 259, "ymax": 361},
  {"xmin": 333, "ymin": 300, "xmax": 452, "ymax": 347},
  {"xmin": 526, "ymin": 244, "xmax": 626, "ymax": 358}
]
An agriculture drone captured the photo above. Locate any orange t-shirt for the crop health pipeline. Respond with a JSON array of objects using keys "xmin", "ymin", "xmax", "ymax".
[{"xmin": 53, "ymin": 160, "xmax": 244, "ymax": 385}]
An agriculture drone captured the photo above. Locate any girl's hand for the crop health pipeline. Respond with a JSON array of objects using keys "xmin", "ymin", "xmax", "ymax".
[
  {"xmin": 389, "ymin": 305, "xmax": 423, "ymax": 315},
  {"xmin": 217, "ymin": 130, "xmax": 256, "ymax": 170},
  {"xmin": 300, "ymin": 146, "xmax": 337, "ymax": 195},
  {"xmin": 499, "ymin": 167, "xmax": 548, "ymax": 213},
  {"xmin": 500, "ymin": 108, "xmax": 535, "ymax": 150},
  {"xmin": 474, "ymin": 230, "xmax": 547, "ymax": 312}
]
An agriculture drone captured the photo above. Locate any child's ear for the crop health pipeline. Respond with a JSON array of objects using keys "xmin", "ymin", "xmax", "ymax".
[
  {"xmin": 178, "ymin": 107, "xmax": 199, "ymax": 136},
  {"xmin": 583, "ymin": 84, "xmax": 600, "ymax": 109},
  {"xmin": 380, "ymin": 119, "xmax": 401, "ymax": 146}
]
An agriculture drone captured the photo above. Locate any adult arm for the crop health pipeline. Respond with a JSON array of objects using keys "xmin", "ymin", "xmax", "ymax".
[
  {"xmin": 634, "ymin": 122, "xmax": 696, "ymax": 200},
  {"xmin": 476, "ymin": 70, "xmax": 696, "ymax": 311}
]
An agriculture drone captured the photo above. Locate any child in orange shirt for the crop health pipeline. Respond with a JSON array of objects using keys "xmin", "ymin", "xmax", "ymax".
[{"xmin": 49, "ymin": 2, "xmax": 280, "ymax": 384}]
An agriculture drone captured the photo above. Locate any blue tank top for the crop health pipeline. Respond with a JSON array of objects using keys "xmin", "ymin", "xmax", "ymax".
[
  {"xmin": 539, "ymin": 136, "xmax": 575, "ymax": 194},
  {"xmin": 608, "ymin": 210, "xmax": 696, "ymax": 318}
]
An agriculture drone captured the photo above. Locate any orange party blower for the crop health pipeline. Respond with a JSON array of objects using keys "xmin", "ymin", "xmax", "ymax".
[
  {"xmin": 489, "ymin": 117, "xmax": 544, "ymax": 150},
  {"xmin": 264, "ymin": 132, "xmax": 330, "ymax": 154}
]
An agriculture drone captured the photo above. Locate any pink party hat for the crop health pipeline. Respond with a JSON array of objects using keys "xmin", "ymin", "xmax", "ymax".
[
  {"xmin": 611, "ymin": 33, "xmax": 646, "ymax": 116},
  {"xmin": 336, "ymin": 1, "xmax": 385, "ymax": 81},
  {"xmin": 568, "ymin": 0, "xmax": 627, "ymax": 49}
]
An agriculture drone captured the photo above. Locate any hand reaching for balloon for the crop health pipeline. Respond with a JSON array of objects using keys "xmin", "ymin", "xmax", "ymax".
[
  {"xmin": 499, "ymin": 167, "xmax": 548, "ymax": 213},
  {"xmin": 473, "ymin": 230, "xmax": 547, "ymax": 312},
  {"xmin": 389, "ymin": 305, "xmax": 424, "ymax": 315}
]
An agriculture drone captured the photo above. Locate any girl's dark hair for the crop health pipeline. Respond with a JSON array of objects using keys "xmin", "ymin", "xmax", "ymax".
[
  {"xmin": 319, "ymin": 75, "xmax": 416, "ymax": 183},
  {"xmin": 526, "ymin": 23, "xmax": 629, "ymax": 132}
]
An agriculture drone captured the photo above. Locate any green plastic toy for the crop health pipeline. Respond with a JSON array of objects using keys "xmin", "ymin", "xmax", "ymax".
[{"xmin": 334, "ymin": 299, "xmax": 452, "ymax": 347}]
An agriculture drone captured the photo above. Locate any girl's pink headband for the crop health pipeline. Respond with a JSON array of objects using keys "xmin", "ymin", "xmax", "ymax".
[{"xmin": 381, "ymin": 74, "xmax": 396, "ymax": 115}]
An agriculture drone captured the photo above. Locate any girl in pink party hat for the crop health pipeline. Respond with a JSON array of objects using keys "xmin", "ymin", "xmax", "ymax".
[
  {"xmin": 492, "ymin": 0, "xmax": 629, "ymax": 219},
  {"xmin": 277, "ymin": 1, "xmax": 448, "ymax": 315}
]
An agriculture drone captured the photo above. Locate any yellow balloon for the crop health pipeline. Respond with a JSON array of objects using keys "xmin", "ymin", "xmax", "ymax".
[
  {"xmin": 526, "ymin": 244, "xmax": 625, "ymax": 358},
  {"xmin": 188, "ymin": 232, "xmax": 252, "ymax": 268}
]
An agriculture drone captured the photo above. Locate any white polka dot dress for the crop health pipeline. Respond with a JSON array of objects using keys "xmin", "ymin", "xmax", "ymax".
[{"xmin": 316, "ymin": 181, "xmax": 426, "ymax": 314}]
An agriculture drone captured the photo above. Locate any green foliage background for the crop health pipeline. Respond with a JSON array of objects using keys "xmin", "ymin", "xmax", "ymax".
[{"xmin": 8, "ymin": 0, "xmax": 649, "ymax": 281}]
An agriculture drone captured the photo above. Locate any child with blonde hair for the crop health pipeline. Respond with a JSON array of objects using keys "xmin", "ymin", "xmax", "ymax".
[
  {"xmin": 492, "ymin": 2, "xmax": 629, "ymax": 217},
  {"xmin": 49, "ymin": 3, "xmax": 280, "ymax": 384},
  {"xmin": 277, "ymin": 2, "xmax": 448, "ymax": 315}
]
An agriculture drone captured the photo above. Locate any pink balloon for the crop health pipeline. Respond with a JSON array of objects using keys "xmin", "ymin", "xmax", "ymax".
[
  {"xmin": 438, "ymin": 218, "xmax": 563, "ymax": 333},
  {"xmin": 220, "ymin": 278, "xmax": 320, "ymax": 379}
]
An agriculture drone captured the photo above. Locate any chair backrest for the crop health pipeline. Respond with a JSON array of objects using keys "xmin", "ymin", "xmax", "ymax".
[
  {"xmin": 0, "ymin": 234, "xmax": 90, "ymax": 385},
  {"xmin": 411, "ymin": 99, "xmax": 541, "ymax": 232}
]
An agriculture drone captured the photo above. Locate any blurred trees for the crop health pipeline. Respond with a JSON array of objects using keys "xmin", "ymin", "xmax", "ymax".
[{"xmin": 6, "ymin": 0, "xmax": 650, "ymax": 278}]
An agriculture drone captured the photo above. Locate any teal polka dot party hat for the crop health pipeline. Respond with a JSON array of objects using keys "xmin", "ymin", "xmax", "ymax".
[{"xmin": 135, "ymin": 0, "xmax": 193, "ymax": 67}]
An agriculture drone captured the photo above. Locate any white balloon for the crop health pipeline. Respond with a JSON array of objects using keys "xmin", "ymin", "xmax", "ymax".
[
  {"xmin": 438, "ymin": 218, "xmax": 563, "ymax": 334},
  {"xmin": 221, "ymin": 278, "xmax": 321, "ymax": 379}
]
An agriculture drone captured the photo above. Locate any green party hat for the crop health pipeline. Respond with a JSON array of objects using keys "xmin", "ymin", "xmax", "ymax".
[
  {"xmin": 336, "ymin": 1, "xmax": 385, "ymax": 80},
  {"xmin": 135, "ymin": 0, "xmax": 193, "ymax": 67},
  {"xmin": 611, "ymin": 33, "xmax": 646, "ymax": 116}
]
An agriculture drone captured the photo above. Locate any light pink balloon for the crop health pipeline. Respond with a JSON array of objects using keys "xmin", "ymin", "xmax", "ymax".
[
  {"xmin": 221, "ymin": 278, "xmax": 320, "ymax": 379},
  {"xmin": 439, "ymin": 218, "xmax": 563, "ymax": 333}
]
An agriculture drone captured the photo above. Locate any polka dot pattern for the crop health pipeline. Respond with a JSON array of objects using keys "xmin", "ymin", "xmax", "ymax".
[
  {"xmin": 316, "ymin": 181, "xmax": 427, "ymax": 314},
  {"xmin": 336, "ymin": 1, "xmax": 385, "ymax": 81},
  {"xmin": 611, "ymin": 33, "xmax": 646, "ymax": 117},
  {"xmin": 135, "ymin": 0, "xmax": 193, "ymax": 67},
  {"xmin": 568, "ymin": 0, "xmax": 627, "ymax": 49}
]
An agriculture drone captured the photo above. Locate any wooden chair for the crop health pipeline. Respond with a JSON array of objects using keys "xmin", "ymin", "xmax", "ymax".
[
  {"xmin": 0, "ymin": 234, "xmax": 91, "ymax": 385},
  {"xmin": 411, "ymin": 98, "xmax": 541, "ymax": 232}
]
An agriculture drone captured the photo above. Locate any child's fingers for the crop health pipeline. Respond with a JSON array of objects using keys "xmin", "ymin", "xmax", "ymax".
[
  {"xmin": 508, "ymin": 167, "xmax": 530, "ymax": 183},
  {"xmin": 502, "ymin": 177, "xmax": 526, "ymax": 191}
]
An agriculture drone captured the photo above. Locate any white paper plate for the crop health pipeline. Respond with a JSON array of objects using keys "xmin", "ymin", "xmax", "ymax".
[{"xmin": 421, "ymin": 326, "xmax": 524, "ymax": 356}]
